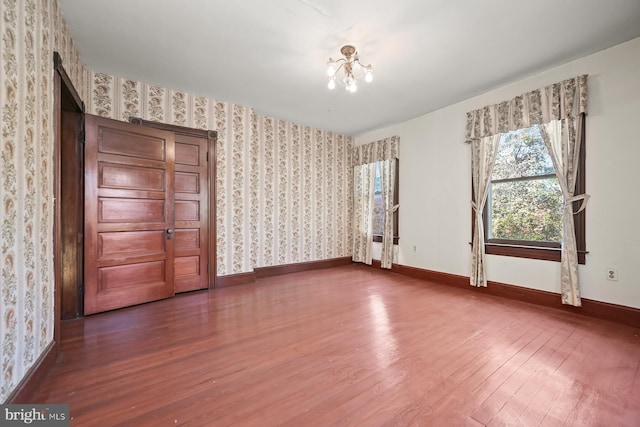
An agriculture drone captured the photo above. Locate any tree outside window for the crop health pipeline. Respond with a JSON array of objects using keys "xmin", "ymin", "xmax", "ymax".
[{"xmin": 487, "ymin": 126, "xmax": 562, "ymax": 245}]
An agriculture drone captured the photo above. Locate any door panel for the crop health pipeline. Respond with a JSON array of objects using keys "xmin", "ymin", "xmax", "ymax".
[
  {"xmin": 98, "ymin": 198, "xmax": 166, "ymax": 223},
  {"xmin": 97, "ymin": 261, "xmax": 166, "ymax": 291},
  {"xmin": 99, "ymin": 130, "xmax": 167, "ymax": 160},
  {"xmin": 84, "ymin": 115, "xmax": 175, "ymax": 315},
  {"xmin": 100, "ymin": 163, "xmax": 166, "ymax": 191},
  {"xmin": 175, "ymin": 200, "xmax": 200, "ymax": 221},
  {"xmin": 175, "ymin": 256, "xmax": 200, "ymax": 276},
  {"xmin": 175, "ymin": 143, "xmax": 200, "ymax": 165},
  {"xmin": 98, "ymin": 230, "xmax": 166, "ymax": 258},
  {"xmin": 174, "ymin": 229, "xmax": 200, "ymax": 250},
  {"xmin": 175, "ymin": 172, "xmax": 199, "ymax": 193},
  {"xmin": 174, "ymin": 134, "xmax": 209, "ymax": 292}
]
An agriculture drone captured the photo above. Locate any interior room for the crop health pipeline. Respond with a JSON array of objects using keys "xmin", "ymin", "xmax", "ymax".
[{"xmin": 1, "ymin": 0, "xmax": 640, "ymax": 425}]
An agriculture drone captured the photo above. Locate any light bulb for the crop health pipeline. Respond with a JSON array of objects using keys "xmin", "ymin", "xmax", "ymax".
[
  {"xmin": 352, "ymin": 57, "xmax": 361, "ymax": 71},
  {"xmin": 365, "ymin": 70, "xmax": 373, "ymax": 83},
  {"xmin": 328, "ymin": 78, "xmax": 336, "ymax": 90},
  {"xmin": 327, "ymin": 59, "xmax": 336, "ymax": 77},
  {"xmin": 348, "ymin": 81, "xmax": 357, "ymax": 93}
]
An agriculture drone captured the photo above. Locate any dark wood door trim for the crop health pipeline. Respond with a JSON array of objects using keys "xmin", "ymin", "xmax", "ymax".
[
  {"xmin": 54, "ymin": 52, "xmax": 84, "ymax": 111},
  {"xmin": 129, "ymin": 118, "xmax": 217, "ymax": 289},
  {"xmin": 59, "ymin": 111, "xmax": 84, "ymax": 319},
  {"xmin": 53, "ymin": 51, "xmax": 84, "ymax": 329}
]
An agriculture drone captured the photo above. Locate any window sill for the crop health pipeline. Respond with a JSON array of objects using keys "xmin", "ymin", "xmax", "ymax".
[
  {"xmin": 373, "ymin": 235, "xmax": 399, "ymax": 245},
  {"xmin": 484, "ymin": 242, "xmax": 586, "ymax": 265}
]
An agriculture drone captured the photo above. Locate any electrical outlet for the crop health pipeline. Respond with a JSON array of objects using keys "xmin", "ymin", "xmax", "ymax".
[
  {"xmin": 606, "ymin": 267, "xmax": 618, "ymax": 281},
  {"xmin": 412, "ymin": 245, "xmax": 417, "ymax": 253}
]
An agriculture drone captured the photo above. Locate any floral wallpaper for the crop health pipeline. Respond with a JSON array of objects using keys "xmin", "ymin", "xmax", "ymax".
[
  {"xmin": 0, "ymin": 0, "xmax": 85, "ymax": 402},
  {"xmin": 251, "ymin": 118, "xmax": 352, "ymax": 268},
  {"xmin": 84, "ymin": 71, "xmax": 353, "ymax": 276},
  {"xmin": 1, "ymin": 0, "xmax": 352, "ymax": 402}
]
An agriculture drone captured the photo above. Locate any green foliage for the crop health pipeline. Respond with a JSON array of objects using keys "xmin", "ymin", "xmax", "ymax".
[
  {"xmin": 490, "ymin": 179, "xmax": 563, "ymax": 242},
  {"xmin": 489, "ymin": 126, "xmax": 563, "ymax": 243}
]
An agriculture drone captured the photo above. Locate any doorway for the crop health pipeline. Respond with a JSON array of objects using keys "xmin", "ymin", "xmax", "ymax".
[
  {"xmin": 54, "ymin": 53, "xmax": 84, "ymax": 333},
  {"xmin": 54, "ymin": 54, "xmax": 217, "ymax": 321}
]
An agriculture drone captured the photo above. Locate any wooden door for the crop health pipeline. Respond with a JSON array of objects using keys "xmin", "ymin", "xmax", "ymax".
[
  {"xmin": 84, "ymin": 115, "xmax": 175, "ymax": 315},
  {"xmin": 174, "ymin": 134, "xmax": 209, "ymax": 292},
  {"xmin": 129, "ymin": 118, "xmax": 214, "ymax": 292}
]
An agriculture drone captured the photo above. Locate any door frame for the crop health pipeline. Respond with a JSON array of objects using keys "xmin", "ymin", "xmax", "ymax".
[
  {"xmin": 129, "ymin": 118, "xmax": 217, "ymax": 289},
  {"xmin": 53, "ymin": 52, "xmax": 84, "ymax": 336}
]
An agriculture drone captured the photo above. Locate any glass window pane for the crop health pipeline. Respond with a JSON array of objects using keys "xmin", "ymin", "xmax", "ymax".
[
  {"xmin": 489, "ymin": 177, "xmax": 563, "ymax": 242},
  {"xmin": 492, "ymin": 126, "xmax": 555, "ymax": 180}
]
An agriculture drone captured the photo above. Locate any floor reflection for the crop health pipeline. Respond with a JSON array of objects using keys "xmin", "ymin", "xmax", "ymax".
[{"xmin": 368, "ymin": 293, "xmax": 398, "ymax": 370}]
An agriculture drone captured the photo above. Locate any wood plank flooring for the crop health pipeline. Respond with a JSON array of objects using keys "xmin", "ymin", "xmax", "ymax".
[{"xmin": 33, "ymin": 265, "xmax": 640, "ymax": 426}]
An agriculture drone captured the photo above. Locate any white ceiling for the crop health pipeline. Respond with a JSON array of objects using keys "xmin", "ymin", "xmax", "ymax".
[{"xmin": 59, "ymin": 0, "xmax": 640, "ymax": 136}]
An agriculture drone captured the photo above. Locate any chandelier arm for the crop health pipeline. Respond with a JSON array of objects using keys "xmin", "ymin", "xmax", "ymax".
[
  {"xmin": 334, "ymin": 59, "xmax": 347, "ymax": 67},
  {"xmin": 330, "ymin": 61, "xmax": 347, "ymax": 77},
  {"xmin": 353, "ymin": 58, "xmax": 372, "ymax": 69}
]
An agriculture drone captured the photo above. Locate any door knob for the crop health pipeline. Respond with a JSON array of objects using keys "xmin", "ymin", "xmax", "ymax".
[{"xmin": 166, "ymin": 228, "xmax": 174, "ymax": 240}]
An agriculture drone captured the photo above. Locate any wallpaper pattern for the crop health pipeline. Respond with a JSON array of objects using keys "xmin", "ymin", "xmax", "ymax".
[
  {"xmin": 251, "ymin": 118, "xmax": 352, "ymax": 268},
  {"xmin": 84, "ymin": 72, "xmax": 354, "ymax": 276},
  {"xmin": 0, "ymin": 0, "xmax": 85, "ymax": 402},
  {"xmin": 1, "ymin": 0, "xmax": 352, "ymax": 402}
]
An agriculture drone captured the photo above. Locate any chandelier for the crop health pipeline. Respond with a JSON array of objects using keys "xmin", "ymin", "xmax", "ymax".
[{"xmin": 326, "ymin": 45, "xmax": 373, "ymax": 93}]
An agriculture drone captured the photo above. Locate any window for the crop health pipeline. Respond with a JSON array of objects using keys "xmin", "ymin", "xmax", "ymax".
[
  {"xmin": 372, "ymin": 160, "xmax": 399, "ymax": 244},
  {"xmin": 478, "ymin": 122, "xmax": 586, "ymax": 264},
  {"xmin": 488, "ymin": 126, "xmax": 562, "ymax": 244}
]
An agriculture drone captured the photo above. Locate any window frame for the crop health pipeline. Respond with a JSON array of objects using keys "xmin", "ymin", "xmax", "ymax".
[
  {"xmin": 373, "ymin": 159, "xmax": 399, "ymax": 245},
  {"xmin": 472, "ymin": 115, "xmax": 586, "ymax": 264}
]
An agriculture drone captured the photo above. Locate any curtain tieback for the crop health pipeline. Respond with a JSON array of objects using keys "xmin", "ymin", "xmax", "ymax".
[
  {"xmin": 386, "ymin": 204, "xmax": 400, "ymax": 214},
  {"xmin": 471, "ymin": 201, "xmax": 479, "ymax": 212},
  {"xmin": 565, "ymin": 193, "xmax": 590, "ymax": 214}
]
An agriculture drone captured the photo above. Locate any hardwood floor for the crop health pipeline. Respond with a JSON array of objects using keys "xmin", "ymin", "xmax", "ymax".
[{"xmin": 34, "ymin": 265, "xmax": 640, "ymax": 426}]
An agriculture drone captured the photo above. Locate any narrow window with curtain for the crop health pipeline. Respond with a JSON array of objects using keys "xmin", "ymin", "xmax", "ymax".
[{"xmin": 352, "ymin": 136, "xmax": 400, "ymax": 269}]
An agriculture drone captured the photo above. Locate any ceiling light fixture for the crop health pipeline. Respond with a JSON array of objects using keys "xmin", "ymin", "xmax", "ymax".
[{"xmin": 326, "ymin": 45, "xmax": 373, "ymax": 93}]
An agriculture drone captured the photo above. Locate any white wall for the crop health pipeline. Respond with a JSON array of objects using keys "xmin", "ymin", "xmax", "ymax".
[{"xmin": 356, "ymin": 37, "xmax": 640, "ymax": 309}]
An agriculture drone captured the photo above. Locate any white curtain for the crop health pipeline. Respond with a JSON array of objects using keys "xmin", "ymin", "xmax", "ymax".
[
  {"xmin": 470, "ymin": 134, "xmax": 501, "ymax": 287},
  {"xmin": 352, "ymin": 136, "xmax": 400, "ymax": 268},
  {"xmin": 465, "ymin": 75, "xmax": 588, "ymax": 305},
  {"xmin": 352, "ymin": 163, "xmax": 376, "ymax": 264},
  {"xmin": 540, "ymin": 116, "xmax": 588, "ymax": 306}
]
